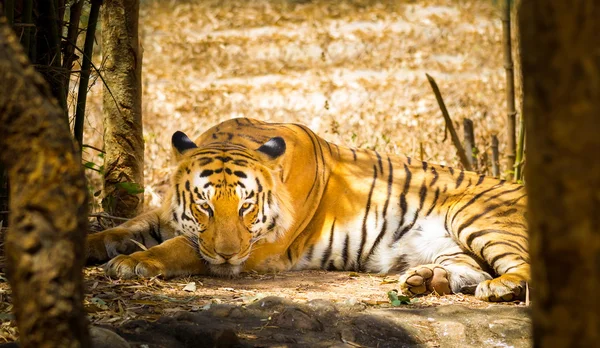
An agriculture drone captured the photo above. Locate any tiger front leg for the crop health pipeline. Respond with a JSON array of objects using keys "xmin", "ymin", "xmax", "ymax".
[
  {"xmin": 105, "ymin": 236, "xmax": 207, "ymax": 279},
  {"xmin": 86, "ymin": 210, "xmax": 173, "ymax": 264}
]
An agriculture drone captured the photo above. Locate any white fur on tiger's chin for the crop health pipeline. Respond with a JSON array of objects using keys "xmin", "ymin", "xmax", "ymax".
[{"xmin": 207, "ymin": 263, "xmax": 243, "ymax": 277}]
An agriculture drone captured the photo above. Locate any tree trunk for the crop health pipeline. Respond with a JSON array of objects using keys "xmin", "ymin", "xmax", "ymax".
[
  {"xmin": 520, "ymin": 1, "xmax": 600, "ymax": 347},
  {"xmin": 502, "ymin": 0, "xmax": 516, "ymax": 180},
  {"xmin": 102, "ymin": 0, "xmax": 144, "ymax": 218},
  {"xmin": 0, "ymin": 15, "xmax": 90, "ymax": 348}
]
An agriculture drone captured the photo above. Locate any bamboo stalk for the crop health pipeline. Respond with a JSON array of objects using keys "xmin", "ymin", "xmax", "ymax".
[
  {"xmin": 425, "ymin": 73, "xmax": 473, "ymax": 171},
  {"xmin": 74, "ymin": 0, "xmax": 102, "ymax": 150},
  {"xmin": 37, "ymin": 0, "xmax": 68, "ymax": 116},
  {"xmin": 5, "ymin": 0, "xmax": 15, "ymax": 26},
  {"xmin": 63, "ymin": 0, "xmax": 84, "ymax": 96},
  {"xmin": 502, "ymin": 0, "xmax": 517, "ymax": 180},
  {"xmin": 514, "ymin": 115, "xmax": 526, "ymax": 181},
  {"xmin": 21, "ymin": 0, "xmax": 34, "ymax": 57},
  {"xmin": 491, "ymin": 135, "xmax": 500, "ymax": 178},
  {"xmin": 463, "ymin": 118, "xmax": 477, "ymax": 170}
]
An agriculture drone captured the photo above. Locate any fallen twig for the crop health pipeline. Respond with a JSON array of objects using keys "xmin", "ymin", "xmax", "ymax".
[
  {"xmin": 425, "ymin": 73, "xmax": 473, "ymax": 171},
  {"xmin": 89, "ymin": 213, "xmax": 130, "ymax": 222}
]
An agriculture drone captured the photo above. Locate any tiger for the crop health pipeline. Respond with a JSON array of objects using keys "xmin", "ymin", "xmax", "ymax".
[{"xmin": 87, "ymin": 118, "xmax": 529, "ymax": 302}]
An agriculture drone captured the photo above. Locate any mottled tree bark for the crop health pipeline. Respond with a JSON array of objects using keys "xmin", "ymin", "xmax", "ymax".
[
  {"xmin": 102, "ymin": 0, "xmax": 144, "ymax": 218},
  {"xmin": 0, "ymin": 15, "xmax": 90, "ymax": 348},
  {"xmin": 521, "ymin": 1, "xmax": 600, "ymax": 347}
]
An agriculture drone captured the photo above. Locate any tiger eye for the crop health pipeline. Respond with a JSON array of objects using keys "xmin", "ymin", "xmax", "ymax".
[
  {"xmin": 201, "ymin": 203, "xmax": 210, "ymax": 210},
  {"xmin": 242, "ymin": 202, "xmax": 251, "ymax": 209}
]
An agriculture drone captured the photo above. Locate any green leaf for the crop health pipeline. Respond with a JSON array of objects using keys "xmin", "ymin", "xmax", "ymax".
[
  {"xmin": 116, "ymin": 182, "xmax": 144, "ymax": 195},
  {"xmin": 387, "ymin": 289, "xmax": 411, "ymax": 306}
]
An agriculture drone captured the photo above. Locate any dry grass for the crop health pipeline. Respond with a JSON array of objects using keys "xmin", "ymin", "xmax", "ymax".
[{"xmin": 82, "ymin": 0, "xmax": 508, "ymax": 210}]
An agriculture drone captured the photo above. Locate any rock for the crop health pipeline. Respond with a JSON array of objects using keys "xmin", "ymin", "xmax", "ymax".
[
  {"xmin": 271, "ymin": 307, "xmax": 323, "ymax": 331},
  {"xmin": 247, "ymin": 296, "xmax": 290, "ymax": 311},
  {"xmin": 432, "ymin": 321, "xmax": 467, "ymax": 348},
  {"xmin": 209, "ymin": 304, "xmax": 236, "ymax": 318},
  {"xmin": 90, "ymin": 326, "xmax": 130, "ymax": 348},
  {"xmin": 488, "ymin": 318, "xmax": 532, "ymax": 338}
]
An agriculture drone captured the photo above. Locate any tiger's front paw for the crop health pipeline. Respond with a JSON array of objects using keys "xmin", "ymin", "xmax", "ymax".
[
  {"xmin": 105, "ymin": 252, "xmax": 165, "ymax": 279},
  {"xmin": 399, "ymin": 264, "xmax": 452, "ymax": 296}
]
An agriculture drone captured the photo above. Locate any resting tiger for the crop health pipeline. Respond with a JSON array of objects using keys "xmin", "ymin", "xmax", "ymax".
[{"xmin": 87, "ymin": 118, "xmax": 529, "ymax": 302}]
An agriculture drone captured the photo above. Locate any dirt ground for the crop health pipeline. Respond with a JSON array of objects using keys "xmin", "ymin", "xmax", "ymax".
[
  {"xmin": 1, "ymin": 0, "xmax": 531, "ymax": 346},
  {"xmin": 0, "ymin": 264, "xmax": 530, "ymax": 346}
]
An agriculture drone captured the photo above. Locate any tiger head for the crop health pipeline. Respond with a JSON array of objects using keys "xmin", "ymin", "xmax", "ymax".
[{"xmin": 169, "ymin": 131, "xmax": 293, "ymax": 276}]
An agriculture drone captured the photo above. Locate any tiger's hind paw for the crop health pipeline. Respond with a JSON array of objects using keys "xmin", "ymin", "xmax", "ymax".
[
  {"xmin": 475, "ymin": 274, "xmax": 526, "ymax": 302},
  {"xmin": 399, "ymin": 264, "xmax": 452, "ymax": 296}
]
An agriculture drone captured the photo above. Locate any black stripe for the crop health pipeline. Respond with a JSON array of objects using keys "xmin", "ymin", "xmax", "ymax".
[
  {"xmin": 351, "ymin": 149, "xmax": 357, "ymax": 161},
  {"xmin": 426, "ymin": 187, "xmax": 440, "ymax": 216},
  {"xmin": 260, "ymin": 192, "xmax": 266, "ymax": 222},
  {"xmin": 467, "ymin": 229, "xmax": 528, "ymax": 247},
  {"xmin": 503, "ymin": 262, "xmax": 528, "ymax": 274},
  {"xmin": 456, "ymin": 203, "xmax": 506, "ymax": 239},
  {"xmin": 481, "ymin": 239, "xmax": 529, "ymax": 257},
  {"xmin": 375, "ymin": 151, "xmax": 383, "ymax": 174},
  {"xmin": 450, "ymin": 184, "xmax": 505, "ymax": 227},
  {"xmin": 255, "ymin": 178, "xmax": 263, "ymax": 192},
  {"xmin": 449, "ymin": 167, "xmax": 454, "ymax": 175},
  {"xmin": 233, "ymin": 159, "xmax": 248, "ymax": 166},
  {"xmin": 342, "ymin": 234, "xmax": 350, "ymax": 270},
  {"xmin": 434, "ymin": 251, "xmax": 465, "ymax": 263},
  {"xmin": 422, "ymin": 161, "xmax": 428, "ymax": 171},
  {"xmin": 305, "ymin": 245, "xmax": 315, "ymax": 262},
  {"xmin": 476, "ymin": 175, "xmax": 485, "ymax": 186},
  {"xmin": 233, "ymin": 171, "xmax": 247, "ymax": 178},
  {"xmin": 365, "ymin": 157, "xmax": 394, "ymax": 263},
  {"xmin": 321, "ymin": 219, "xmax": 336, "ymax": 269},
  {"xmin": 392, "ymin": 164, "xmax": 412, "ymax": 240},
  {"xmin": 489, "ymin": 252, "xmax": 526, "ymax": 271},
  {"xmin": 357, "ymin": 165, "xmax": 378, "ymax": 270},
  {"xmin": 456, "ymin": 171, "xmax": 464, "ymax": 188},
  {"xmin": 148, "ymin": 221, "xmax": 163, "ymax": 244},
  {"xmin": 227, "ymin": 151, "xmax": 256, "ymax": 161},
  {"xmin": 430, "ymin": 167, "xmax": 439, "ymax": 187},
  {"xmin": 296, "ymin": 126, "xmax": 322, "ymax": 203},
  {"xmin": 175, "ymin": 184, "xmax": 181, "ymax": 205},
  {"xmin": 325, "ymin": 141, "xmax": 333, "ymax": 155},
  {"xmin": 394, "ymin": 180, "xmax": 427, "ymax": 242},
  {"xmin": 483, "ymin": 186, "xmax": 524, "ymax": 203},
  {"xmin": 199, "ymin": 169, "xmax": 214, "ymax": 177}
]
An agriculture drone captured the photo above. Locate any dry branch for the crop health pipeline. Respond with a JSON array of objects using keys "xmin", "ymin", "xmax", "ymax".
[
  {"xmin": 463, "ymin": 118, "xmax": 477, "ymax": 170},
  {"xmin": 62, "ymin": 0, "xmax": 84, "ymax": 91},
  {"xmin": 491, "ymin": 135, "xmax": 500, "ymax": 177},
  {"xmin": 425, "ymin": 73, "xmax": 473, "ymax": 171}
]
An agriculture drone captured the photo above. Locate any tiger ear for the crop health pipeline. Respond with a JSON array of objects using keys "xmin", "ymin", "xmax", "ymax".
[
  {"xmin": 257, "ymin": 137, "xmax": 286, "ymax": 159},
  {"xmin": 172, "ymin": 131, "xmax": 197, "ymax": 158}
]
